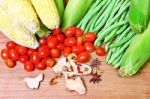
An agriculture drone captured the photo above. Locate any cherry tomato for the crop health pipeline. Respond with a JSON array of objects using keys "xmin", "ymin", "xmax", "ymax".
[
  {"xmin": 5, "ymin": 58, "xmax": 15, "ymax": 68},
  {"xmin": 24, "ymin": 61, "xmax": 34, "ymax": 72},
  {"xmin": 84, "ymin": 42, "xmax": 95, "ymax": 52},
  {"xmin": 19, "ymin": 55, "xmax": 29, "ymax": 64},
  {"xmin": 56, "ymin": 33, "xmax": 65, "ymax": 43},
  {"xmin": 76, "ymin": 52, "xmax": 90, "ymax": 63},
  {"xmin": 15, "ymin": 45, "xmax": 27, "ymax": 55},
  {"xmin": 77, "ymin": 36, "xmax": 83, "ymax": 45},
  {"xmin": 64, "ymin": 37, "xmax": 77, "ymax": 47},
  {"xmin": 39, "ymin": 38, "xmax": 47, "ymax": 45},
  {"xmin": 42, "ymin": 58, "xmax": 55, "ymax": 68},
  {"xmin": 96, "ymin": 47, "xmax": 106, "ymax": 56},
  {"xmin": 1, "ymin": 48, "xmax": 9, "ymax": 60},
  {"xmin": 9, "ymin": 49, "xmax": 19, "ymax": 61},
  {"xmin": 75, "ymin": 28, "xmax": 83, "ymax": 37},
  {"xmin": 84, "ymin": 32, "xmax": 96, "ymax": 42},
  {"xmin": 64, "ymin": 26, "xmax": 76, "ymax": 37},
  {"xmin": 47, "ymin": 36, "xmax": 58, "ymax": 48},
  {"xmin": 38, "ymin": 48, "xmax": 50, "ymax": 58},
  {"xmin": 52, "ymin": 28, "xmax": 61, "ymax": 36},
  {"xmin": 63, "ymin": 47, "xmax": 71, "ymax": 57},
  {"xmin": 30, "ymin": 52, "xmax": 40, "ymax": 63},
  {"xmin": 50, "ymin": 48, "xmax": 61, "ymax": 58},
  {"xmin": 6, "ymin": 41, "xmax": 16, "ymax": 49},
  {"xmin": 56, "ymin": 43, "xmax": 65, "ymax": 51},
  {"xmin": 35, "ymin": 62, "xmax": 46, "ymax": 70},
  {"xmin": 72, "ymin": 45, "xmax": 85, "ymax": 54},
  {"xmin": 38, "ymin": 45, "xmax": 49, "ymax": 52},
  {"xmin": 27, "ymin": 49, "xmax": 35, "ymax": 56}
]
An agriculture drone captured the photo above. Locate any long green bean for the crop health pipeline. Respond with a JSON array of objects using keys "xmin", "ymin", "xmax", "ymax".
[
  {"xmin": 104, "ymin": 0, "xmax": 130, "ymax": 28},
  {"xmin": 106, "ymin": 49, "xmax": 112, "ymax": 63},
  {"xmin": 105, "ymin": 0, "xmax": 124, "ymax": 27},
  {"xmin": 112, "ymin": 54, "xmax": 123, "ymax": 66},
  {"xmin": 94, "ymin": 20, "xmax": 128, "ymax": 46},
  {"xmin": 80, "ymin": 0, "xmax": 107, "ymax": 30},
  {"xmin": 108, "ymin": 39, "xmax": 132, "ymax": 64},
  {"xmin": 110, "ymin": 32, "xmax": 135, "ymax": 48},
  {"xmin": 89, "ymin": 0, "xmax": 111, "ymax": 32},
  {"xmin": 76, "ymin": 1, "xmax": 97, "ymax": 28},
  {"xmin": 92, "ymin": 0, "xmax": 116, "ymax": 33}
]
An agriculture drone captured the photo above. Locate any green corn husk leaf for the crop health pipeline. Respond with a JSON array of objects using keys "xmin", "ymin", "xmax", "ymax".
[
  {"xmin": 36, "ymin": 23, "xmax": 49, "ymax": 38},
  {"xmin": 120, "ymin": 21, "xmax": 150, "ymax": 77},
  {"xmin": 129, "ymin": 0, "xmax": 150, "ymax": 33}
]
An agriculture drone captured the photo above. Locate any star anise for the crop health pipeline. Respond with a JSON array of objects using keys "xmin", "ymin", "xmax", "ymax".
[
  {"xmin": 90, "ymin": 58, "xmax": 101, "ymax": 68},
  {"xmin": 89, "ymin": 74, "xmax": 102, "ymax": 84},
  {"xmin": 89, "ymin": 58, "xmax": 103, "ymax": 84}
]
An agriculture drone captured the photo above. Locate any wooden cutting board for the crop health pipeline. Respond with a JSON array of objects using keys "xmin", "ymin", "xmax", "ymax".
[{"xmin": 0, "ymin": 33, "xmax": 150, "ymax": 99}]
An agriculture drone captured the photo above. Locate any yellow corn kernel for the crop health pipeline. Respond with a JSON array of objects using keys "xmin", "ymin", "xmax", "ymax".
[
  {"xmin": 31, "ymin": 0, "xmax": 60, "ymax": 30},
  {"xmin": 0, "ymin": 0, "xmax": 40, "ymax": 34},
  {"xmin": 0, "ymin": 7, "xmax": 39, "ymax": 49}
]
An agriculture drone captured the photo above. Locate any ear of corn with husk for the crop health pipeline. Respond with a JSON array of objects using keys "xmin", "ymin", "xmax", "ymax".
[
  {"xmin": 129, "ymin": 0, "xmax": 150, "ymax": 33},
  {"xmin": 0, "ymin": 0, "xmax": 40, "ymax": 34},
  {"xmin": 0, "ymin": 7, "xmax": 39, "ymax": 49},
  {"xmin": 120, "ymin": 21, "xmax": 150, "ymax": 77},
  {"xmin": 31, "ymin": 0, "xmax": 60, "ymax": 30}
]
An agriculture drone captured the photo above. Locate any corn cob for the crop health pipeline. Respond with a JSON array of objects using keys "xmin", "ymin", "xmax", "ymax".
[
  {"xmin": 0, "ymin": 0, "xmax": 40, "ymax": 34},
  {"xmin": 120, "ymin": 21, "xmax": 150, "ymax": 77},
  {"xmin": 31, "ymin": 0, "xmax": 60, "ymax": 30},
  {"xmin": 0, "ymin": 7, "xmax": 39, "ymax": 49},
  {"xmin": 62, "ymin": 0, "xmax": 93, "ymax": 30},
  {"xmin": 129, "ymin": 0, "xmax": 150, "ymax": 33}
]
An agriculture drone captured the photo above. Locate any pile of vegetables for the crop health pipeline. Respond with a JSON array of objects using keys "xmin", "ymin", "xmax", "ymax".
[
  {"xmin": 0, "ymin": 0, "xmax": 150, "ymax": 77},
  {"xmin": 61, "ymin": 0, "xmax": 150, "ymax": 77}
]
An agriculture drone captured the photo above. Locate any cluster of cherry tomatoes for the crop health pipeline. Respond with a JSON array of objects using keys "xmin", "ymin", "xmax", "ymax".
[{"xmin": 1, "ymin": 26, "xmax": 106, "ymax": 72}]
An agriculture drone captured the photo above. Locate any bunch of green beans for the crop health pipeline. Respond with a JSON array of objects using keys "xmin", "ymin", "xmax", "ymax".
[{"xmin": 77, "ymin": 0, "xmax": 136, "ymax": 68}]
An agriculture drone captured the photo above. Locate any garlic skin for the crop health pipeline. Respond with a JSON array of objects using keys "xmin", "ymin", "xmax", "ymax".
[{"xmin": 24, "ymin": 74, "xmax": 44, "ymax": 89}]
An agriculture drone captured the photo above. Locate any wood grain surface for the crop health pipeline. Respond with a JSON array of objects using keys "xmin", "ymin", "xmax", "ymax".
[{"xmin": 0, "ymin": 33, "xmax": 150, "ymax": 99}]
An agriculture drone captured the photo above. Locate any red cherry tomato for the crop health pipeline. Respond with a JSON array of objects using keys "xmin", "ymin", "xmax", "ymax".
[
  {"xmin": 64, "ymin": 26, "xmax": 76, "ymax": 37},
  {"xmin": 47, "ymin": 36, "xmax": 58, "ymax": 48},
  {"xmin": 75, "ymin": 28, "xmax": 83, "ymax": 37},
  {"xmin": 38, "ymin": 48, "xmax": 50, "ymax": 58},
  {"xmin": 6, "ymin": 41, "xmax": 16, "ymax": 49},
  {"xmin": 1, "ymin": 48, "xmax": 9, "ymax": 60},
  {"xmin": 77, "ymin": 36, "xmax": 83, "ymax": 45},
  {"xmin": 76, "ymin": 52, "xmax": 90, "ymax": 63},
  {"xmin": 52, "ymin": 28, "xmax": 61, "ymax": 36},
  {"xmin": 96, "ymin": 47, "xmax": 106, "ymax": 56},
  {"xmin": 64, "ymin": 37, "xmax": 77, "ymax": 47},
  {"xmin": 56, "ymin": 43, "xmax": 65, "ymax": 51},
  {"xmin": 50, "ymin": 48, "xmax": 61, "ymax": 58},
  {"xmin": 9, "ymin": 49, "xmax": 19, "ymax": 61},
  {"xmin": 30, "ymin": 52, "xmax": 40, "ymax": 63},
  {"xmin": 39, "ymin": 38, "xmax": 47, "ymax": 45},
  {"xmin": 63, "ymin": 47, "xmax": 71, "ymax": 57},
  {"xmin": 84, "ymin": 32, "xmax": 96, "ymax": 42},
  {"xmin": 27, "ymin": 49, "xmax": 35, "ymax": 56},
  {"xmin": 24, "ymin": 61, "xmax": 34, "ymax": 72},
  {"xmin": 38, "ymin": 45, "xmax": 49, "ymax": 52},
  {"xmin": 56, "ymin": 33, "xmax": 65, "ymax": 43},
  {"xmin": 5, "ymin": 58, "xmax": 15, "ymax": 68},
  {"xmin": 35, "ymin": 62, "xmax": 46, "ymax": 70},
  {"xmin": 15, "ymin": 45, "xmax": 27, "ymax": 55},
  {"xmin": 42, "ymin": 58, "xmax": 55, "ymax": 68},
  {"xmin": 72, "ymin": 45, "xmax": 85, "ymax": 54},
  {"xmin": 84, "ymin": 42, "xmax": 95, "ymax": 52},
  {"xmin": 19, "ymin": 55, "xmax": 29, "ymax": 64}
]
